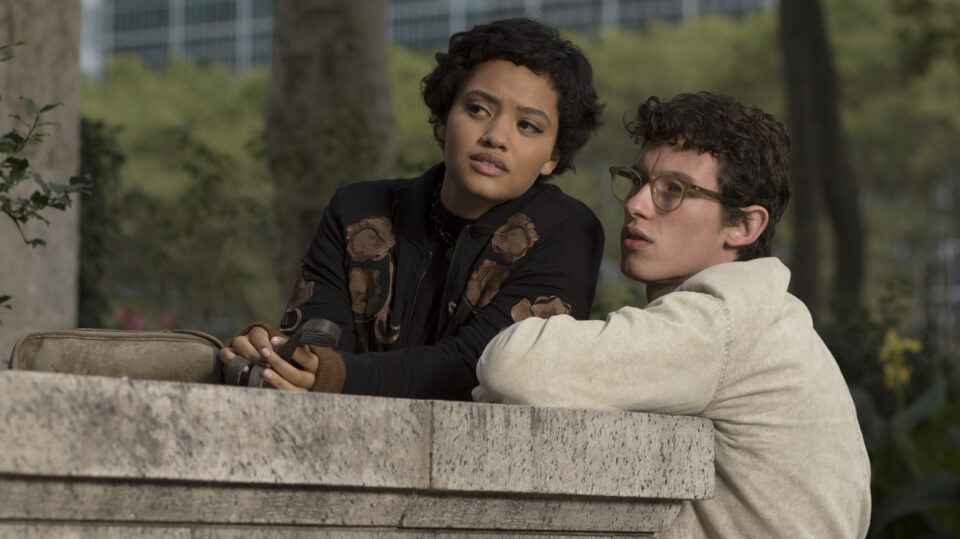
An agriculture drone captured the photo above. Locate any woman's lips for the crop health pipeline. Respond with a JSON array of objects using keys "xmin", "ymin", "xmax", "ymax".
[{"xmin": 469, "ymin": 153, "xmax": 508, "ymax": 176}]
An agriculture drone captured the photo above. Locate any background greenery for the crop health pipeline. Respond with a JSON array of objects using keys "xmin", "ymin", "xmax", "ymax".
[{"xmin": 78, "ymin": 0, "xmax": 959, "ymax": 535}]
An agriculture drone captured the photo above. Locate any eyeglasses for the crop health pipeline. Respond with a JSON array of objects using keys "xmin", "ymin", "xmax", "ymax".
[{"xmin": 609, "ymin": 166, "xmax": 744, "ymax": 214}]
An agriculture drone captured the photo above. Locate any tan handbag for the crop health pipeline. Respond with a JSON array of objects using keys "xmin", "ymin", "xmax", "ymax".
[{"xmin": 8, "ymin": 328, "xmax": 223, "ymax": 383}]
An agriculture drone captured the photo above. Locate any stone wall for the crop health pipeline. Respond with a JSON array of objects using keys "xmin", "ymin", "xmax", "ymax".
[
  {"xmin": 0, "ymin": 371, "xmax": 714, "ymax": 536},
  {"xmin": 0, "ymin": 0, "xmax": 82, "ymax": 359}
]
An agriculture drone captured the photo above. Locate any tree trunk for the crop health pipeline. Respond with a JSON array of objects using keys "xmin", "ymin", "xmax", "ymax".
[
  {"xmin": 0, "ymin": 0, "xmax": 81, "ymax": 358},
  {"xmin": 268, "ymin": 0, "xmax": 396, "ymax": 294},
  {"xmin": 778, "ymin": 0, "xmax": 864, "ymax": 320}
]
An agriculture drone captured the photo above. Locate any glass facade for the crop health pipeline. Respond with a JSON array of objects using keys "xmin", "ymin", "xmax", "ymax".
[
  {"xmin": 88, "ymin": 0, "xmax": 272, "ymax": 74},
  {"xmin": 83, "ymin": 0, "xmax": 776, "ymax": 75},
  {"xmin": 927, "ymin": 238, "xmax": 960, "ymax": 355}
]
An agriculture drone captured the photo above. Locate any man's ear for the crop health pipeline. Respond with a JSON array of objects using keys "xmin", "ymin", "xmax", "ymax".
[
  {"xmin": 539, "ymin": 147, "xmax": 561, "ymax": 176},
  {"xmin": 725, "ymin": 205, "xmax": 769, "ymax": 249}
]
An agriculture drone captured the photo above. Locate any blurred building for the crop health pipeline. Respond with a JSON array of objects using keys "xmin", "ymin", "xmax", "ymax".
[
  {"xmin": 80, "ymin": 0, "xmax": 776, "ymax": 76},
  {"xmin": 81, "ymin": 0, "xmax": 273, "ymax": 76},
  {"xmin": 927, "ymin": 238, "xmax": 960, "ymax": 355}
]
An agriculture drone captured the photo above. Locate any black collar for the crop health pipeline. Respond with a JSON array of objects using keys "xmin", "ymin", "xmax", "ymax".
[{"xmin": 399, "ymin": 162, "xmax": 545, "ymax": 246}]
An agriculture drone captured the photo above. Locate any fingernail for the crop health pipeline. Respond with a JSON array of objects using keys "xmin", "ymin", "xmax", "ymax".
[
  {"xmin": 271, "ymin": 336, "xmax": 281, "ymax": 345},
  {"xmin": 261, "ymin": 347, "xmax": 271, "ymax": 358},
  {"xmin": 263, "ymin": 370, "xmax": 273, "ymax": 379}
]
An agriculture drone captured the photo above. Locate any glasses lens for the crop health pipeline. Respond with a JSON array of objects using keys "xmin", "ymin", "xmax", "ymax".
[
  {"xmin": 611, "ymin": 169, "xmax": 639, "ymax": 202},
  {"xmin": 653, "ymin": 176, "xmax": 685, "ymax": 211}
]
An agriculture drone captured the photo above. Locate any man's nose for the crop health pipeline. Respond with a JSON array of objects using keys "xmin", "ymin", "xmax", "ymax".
[{"xmin": 624, "ymin": 182, "xmax": 655, "ymax": 217}]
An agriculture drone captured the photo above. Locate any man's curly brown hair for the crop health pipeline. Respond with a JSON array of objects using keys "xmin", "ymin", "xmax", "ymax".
[{"xmin": 627, "ymin": 92, "xmax": 791, "ymax": 260}]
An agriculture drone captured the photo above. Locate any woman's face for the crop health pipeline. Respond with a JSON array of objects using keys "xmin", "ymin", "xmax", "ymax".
[{"xmin": 438, "ymin": 59, "xmax": 560, "ymax": 220}]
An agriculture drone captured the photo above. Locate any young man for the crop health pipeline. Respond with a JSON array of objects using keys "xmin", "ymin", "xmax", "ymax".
[
  {"xmin": 475, "ymin": 92, "xmax": 871, "ymax": 538},
  {"xmin": 219, "ymin": 18, "xmax": 605, "ymax": 400}
]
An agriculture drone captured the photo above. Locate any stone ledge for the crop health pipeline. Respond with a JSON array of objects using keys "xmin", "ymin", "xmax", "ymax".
[{"xmin": 0, "ymin": 371, "xmax": 714, "ymax": 535}]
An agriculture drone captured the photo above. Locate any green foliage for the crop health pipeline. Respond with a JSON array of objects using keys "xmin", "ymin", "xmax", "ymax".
[
  {"xmin": 797, "ymin": 5, "xmax": 960, "ymax": 528},
  {"xmin": 82, "ymin": 55, "xmax": 269, "ymax": 198},
  {"xmin": 893, "ymin": 0, "xmax": 960, "ymax": 78},
  {"xmin": 80, "ymin": 55, "xmax": 278, "ymax": 338},
  {"xmin": 0, "ymin": 99, "xmax": 90, "ymax": 247},
  {"xmin": 389, "ymin": 46, "xmax": 442, "ymax": 176},
  {"xmin": 1, "ymin": 42, "xmax": 92, "ymax": 316},
  {"xmin": 822, "ymin": 286, "xmax": 960, "ymax": 537},
  {"xmin": 826, "ymin": 0, "xmax": 960, "ymax": 323}
]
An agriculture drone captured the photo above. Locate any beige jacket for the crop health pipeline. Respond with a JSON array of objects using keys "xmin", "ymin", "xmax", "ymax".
[{"xmin": 474, "ymin": 258, "xmax": 871, "ymax": 538}]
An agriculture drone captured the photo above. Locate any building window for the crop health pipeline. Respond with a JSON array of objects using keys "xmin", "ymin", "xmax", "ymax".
[
  {"xmin": 253, "ymin": 0, "xmax": 273, "ymax": 18},
  {"xmin": 185, "ymin": 0, "xmax": 237, "ymax": 24}
]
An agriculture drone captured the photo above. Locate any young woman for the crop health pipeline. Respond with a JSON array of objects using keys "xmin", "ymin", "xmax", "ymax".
[{"xmin": 220, "ymin": 18, "xmax": 605, "ymax": 400}]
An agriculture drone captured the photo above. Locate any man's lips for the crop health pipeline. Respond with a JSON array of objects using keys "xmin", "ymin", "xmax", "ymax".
[
  {"xmin": 469, "ymin": 153, "xmax": 508, "ymax": 175},
  {"xmin": 622, "ymin": 227, "xmax": 652, "ymax": 249}
]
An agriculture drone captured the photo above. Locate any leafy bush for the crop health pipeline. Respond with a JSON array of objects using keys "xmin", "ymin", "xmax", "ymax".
[
  {"xmin": 823, "ymin": 292, "xmax": 960, "ymax": 537},
  {"xmin": 0, "ymin": 42, "xmax": 91, "ymax": 318},
  {"xmin": 79, "ymin": 56, "xmax": 280, "ymax": 339}
]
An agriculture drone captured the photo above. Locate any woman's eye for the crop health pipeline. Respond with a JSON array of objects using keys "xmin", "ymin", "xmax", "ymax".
[
  {"xmin": 518, "ymin": 120, "xmax": 543, "ymax": 134},
  {"xmin": 467, "ymin": 103, "xmax": 487, "ymax": 115}
]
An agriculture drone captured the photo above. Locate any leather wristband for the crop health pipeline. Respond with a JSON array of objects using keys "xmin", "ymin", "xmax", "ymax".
[
  {"xmin": 235, "ymin": 321, "xmax": 286, "ymax": 341},
  {"xmin": 307, "ymin": 344, "xmax": 347, "ymax": 393}
]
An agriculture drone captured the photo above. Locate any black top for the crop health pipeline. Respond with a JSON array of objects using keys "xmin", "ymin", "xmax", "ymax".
[
  {"xmin": 407, "ymin": 196, "xmax": 470, "ymax": 345},
  {"xmin": 279, "ymin": 162, "xmax": 604, "ymax": 400}
]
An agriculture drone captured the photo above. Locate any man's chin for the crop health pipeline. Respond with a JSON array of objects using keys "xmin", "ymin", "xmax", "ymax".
[{"xmin": 619, "ymin": 262, "xmax": 646, "ymax": 283}]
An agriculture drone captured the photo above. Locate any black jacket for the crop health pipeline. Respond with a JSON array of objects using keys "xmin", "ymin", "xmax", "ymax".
[{"xmin": 280, "ymin": 163, "xmax": 604, "ymax": 399}]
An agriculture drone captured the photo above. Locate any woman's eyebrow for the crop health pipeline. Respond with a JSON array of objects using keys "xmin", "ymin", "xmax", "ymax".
[{"xmin": 462, "ymin": 89, "xmax": 498, "ymax": 105}]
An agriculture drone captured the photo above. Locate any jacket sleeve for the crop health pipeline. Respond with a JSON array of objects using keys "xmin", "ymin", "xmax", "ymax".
[
  {"xmin": 473, "ymin": 288, "xmax": 730, "ymax": 415},
  {"xmin": 281, "ymin": 190, "xmax": 360, "ymax": 351},
  {"xmin": 340, "ymin": 206, "xmax": 605, "ymax": 400}
]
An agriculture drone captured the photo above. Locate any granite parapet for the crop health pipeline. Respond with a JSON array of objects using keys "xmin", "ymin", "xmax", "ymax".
[{"xmin": 0, "ymin": 370, "xmax": 713, "ymax": 535}]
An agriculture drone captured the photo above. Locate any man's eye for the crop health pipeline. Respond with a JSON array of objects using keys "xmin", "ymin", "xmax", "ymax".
[
  {"xmin": 467, "ymin": 103, "xmax": 487, "ymax": 115},
  {"xmin": 663, "ymin": 179, "xmax": 685, "ymax": 194}
]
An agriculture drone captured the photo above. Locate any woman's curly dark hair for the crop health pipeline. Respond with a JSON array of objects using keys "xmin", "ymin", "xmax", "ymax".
[
  {"xmin": 626, "ymin": 92, "xmax": 791, "ymax": 260},
  {"xmin": 421, "ymin": 17, "xmax": 603, "ymax": 179}
]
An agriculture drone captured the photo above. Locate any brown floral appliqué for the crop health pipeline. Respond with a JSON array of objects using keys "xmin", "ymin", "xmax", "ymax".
[
  {"xmin": 492, "ymin": 213, "xmax": 539, "ymax": 263},
  {"xmin": 349, "ymin": 267, "xmax": 381, "ymax": 317},
  {"xmin": 346, "ymin": 216, "xmax": 395, "ymax": 262},
  {"xmin": 279, "ymin": 270, "xmax": 316, "ymax": 331},
  {"xmin": 465, "ymin": 259, "xmax": 510, "ymax": 309},
  {"xmin": 510, "ymin": 295, "xmax": 571, "ymax": 322}
]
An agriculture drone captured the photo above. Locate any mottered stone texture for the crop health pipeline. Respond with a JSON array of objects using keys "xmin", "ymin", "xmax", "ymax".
[
  {"xmin": 0, "ymin": 370, "xmax": 714, "ymax": 534},
  {"xmin": 0, "ymin": 371, "xmax": 430, "ymax": 488},
  {"xmin": 431, "ymin": 400, "xmax": 714, "ymax": 499}
]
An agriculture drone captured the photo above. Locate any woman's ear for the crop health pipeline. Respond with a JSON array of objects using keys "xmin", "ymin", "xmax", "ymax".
[
  {"xmin": 539, "ymin": 148, "xmax": 561, "ymax": 176},
  {"xmin": 724, "ymin": 205, "xmax": 769, "ymax": 249},
  {"xmin": 436, "ymin": 121, "xmax": 446, "ymax": 143}
]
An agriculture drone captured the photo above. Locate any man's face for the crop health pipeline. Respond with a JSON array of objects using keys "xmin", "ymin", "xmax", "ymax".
[
  {"xmin": 620, "ymin": 143, "xmax": 739, "ymax": 301},
  {"xmin": 438, "ymin": 59, "xmax": 560, "ymax": 219}
]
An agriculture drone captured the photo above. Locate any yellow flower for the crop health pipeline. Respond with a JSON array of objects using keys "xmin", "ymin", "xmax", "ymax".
[
  {"xmin": 877, "ymin": 328, "xmax": 921, "ymax": 391},
  {"xmin": 883, "ymin": 362, "xmax": 913, "ymax": 391},
  {"xmin": 878, "ymin": 328, "xmax": 922, "ymax": 364}
]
